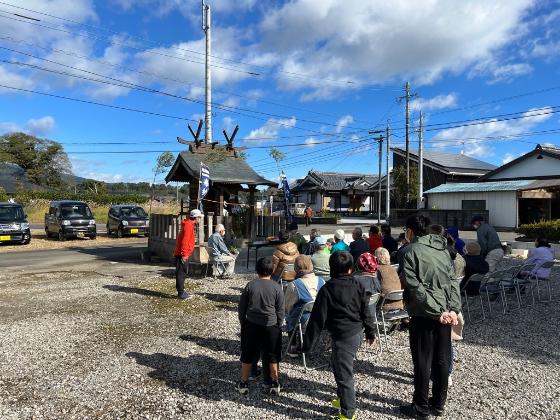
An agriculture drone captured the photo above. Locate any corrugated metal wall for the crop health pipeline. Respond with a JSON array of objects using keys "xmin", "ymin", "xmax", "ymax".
[{"xmin": 426, "ymin": 191, "xmax": 518, "ymax": 228}]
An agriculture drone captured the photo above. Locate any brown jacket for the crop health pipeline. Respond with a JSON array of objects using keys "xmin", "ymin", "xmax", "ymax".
[
  {"xmin": 272, "ymin": 242, "xmax": 299, "ymax": 280},
  {"xmin": 377, "ymin": 264, "xmax": 404, "ymax": 310}
]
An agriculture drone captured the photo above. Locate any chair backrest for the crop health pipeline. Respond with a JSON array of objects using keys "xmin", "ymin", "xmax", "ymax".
[
  {"xmin": 519, "ymin": 263, "xmax": 536, "ymax": 274},
  {"xmin": 460, "ymin": 273, "xmax": 484, "ymax": 292},
  {"xmin": 380, "ymin": 289, "xmax": 404, "ymax": 309},
  {"xmin": 539, "ymin": 261, "xmax": 555, "ymax": 269},
  {"xmin": 283, "ymin": 263, "xmax": 295, "ymax": 274}
]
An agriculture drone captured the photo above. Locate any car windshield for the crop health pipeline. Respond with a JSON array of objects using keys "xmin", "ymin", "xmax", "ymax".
[
  {"xmin": 61, "ymin": 204, "xmax": 92, "ymax": 219},
  {"xmin": 0, "ymin": 206, "xmax": 24, "ymax": 221},
  {"xmin": 119, "ymin": 207, "xmax": 147, "ymax": 218}
]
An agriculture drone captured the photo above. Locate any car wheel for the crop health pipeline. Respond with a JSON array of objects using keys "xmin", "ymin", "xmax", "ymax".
[
  {"xmin": 22, "ymin": 238, "xmax": 31, "ymax": 245},
  {"xmin": 58, "ymin": 230, "xmax": 66, "ymax": 241},
  {"xmin": 117, "ymin": 227, "xmax": 124, "ymax": 238},
  {"xmin": 89, "ymin": 235, "xmax": 96, "ymax": 240}
]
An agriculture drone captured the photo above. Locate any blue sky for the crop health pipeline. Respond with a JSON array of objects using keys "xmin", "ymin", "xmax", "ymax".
[{"xmin": 0, "ymin": 0, "xmax": 559, "ymax": 185}]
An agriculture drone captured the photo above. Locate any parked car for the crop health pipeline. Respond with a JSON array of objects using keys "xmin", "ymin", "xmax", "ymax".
[
  {"xmin": 45, "ymin": 200, "xmax": 96, "ymax": 241},
  {"xmin": 0, "ymin": 202, "xmax": 31, "ymax": 245},
  {"xmin": 107, "ymin": 204, "xmax": 149, "ymax": 238}
]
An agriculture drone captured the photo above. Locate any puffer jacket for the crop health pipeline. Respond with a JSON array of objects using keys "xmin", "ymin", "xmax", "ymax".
[
  {"xmin": 402, "ymin": 234, "xmax": 461, "ymax": 319},
  {"xmin": 272, "ymin": 241, "xmax": 299, "ymax": 280}
]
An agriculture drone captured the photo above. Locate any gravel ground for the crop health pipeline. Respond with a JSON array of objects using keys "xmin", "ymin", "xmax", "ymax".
[
  {"xmin": 0, "ymin": 231, "xmax": 146, "ymax": 252},
  {"xmin": 0, "ymin": 262, "xmax": 559, "ymax": 419}
]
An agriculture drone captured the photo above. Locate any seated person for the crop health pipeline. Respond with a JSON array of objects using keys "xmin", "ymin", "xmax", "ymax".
[
  {"xmin": 349, "ymin": 227, "xmax": 370, "ymax": 261},
  {"xmin": 271, "ymin": 231, "xmax": 299, "ymax": 282},
  {"xmin": 447, "ymin": 226, "xmax": 466, "ymax": 256},
  {"xmin": 520, "ymin": 237, "xmax": 555, "ymax": 279},
  {"xmin": 305, "ymin": 229, "xmax": 320, "ymax": 255},
  {"xmin": 325, "ymin": 238, "xmax": 334, "ymax": 253},
  {"xmin": 462, "ymin": 241, "xmax": 490, "ymax": 295},
  {"xmin": 368, "ymin": 225, "xmax": 383, "ymax": 253},
  {"xmin": 311, "ymin": 236, "xmax": 330, "ymax": 278},
  {"xmin": 284, "ymin": 255, "xmax": 325, "ymax": 355},
  {"xmin": 353, "ymin": 252, "xmax": 380, "ymax": 296},
  {"xmin": 381, "ymin": 223, "xmax": 399, "ymax": 256},
  {"xmin": 208, "ymin": 224, "xmax": 237, "ymax": 277},
  {"xmin": 288, "ymin": 222, "xmax": 308, "ymax": 254},
  {"xmin": 374, "ymin": 247, "xmax": 404, "ymax": 311},
  {"xmin": 330, "ymin": 229, "xmax": 350, "ymax": 254}
]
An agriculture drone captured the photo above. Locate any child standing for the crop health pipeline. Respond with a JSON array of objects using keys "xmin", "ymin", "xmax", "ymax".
[
  {"xmin": 238, "ymin": 256, "xmax": 284, "ymax": 395},
  {"xmin": 304, "ymin": 251, "xmax": 376, "ymax": 420}
]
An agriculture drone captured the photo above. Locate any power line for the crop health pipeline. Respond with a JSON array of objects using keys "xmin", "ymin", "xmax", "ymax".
[{"xmin": 0, "ymin": 83, "xmax": 197, "ymax": 121}]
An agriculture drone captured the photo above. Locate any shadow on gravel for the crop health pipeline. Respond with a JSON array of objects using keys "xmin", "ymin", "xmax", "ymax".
[
  {"xmin": 103, "ymin": 284, "xmax": 175, "ymax": 299},
  {"xmin": 203, "ymin": 292, "xmax": 241, "ymax": 304},
  {"xmin": 126, "ymin": 351, "xmax": 404, "ymax": 418}
]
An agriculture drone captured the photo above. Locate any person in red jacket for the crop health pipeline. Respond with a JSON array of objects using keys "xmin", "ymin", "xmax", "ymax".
[
  {"xmin": 174, "ymin": 209, "xmax": 202, "ymax": 300},
  {"xmin": 368, "ymin": 225, "xmax": 383, "ymax": 253}
]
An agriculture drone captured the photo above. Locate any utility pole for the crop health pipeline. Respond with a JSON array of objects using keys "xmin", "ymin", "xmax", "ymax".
[
  {"xmin": 369, "ymin": 129, "xmax": 384, "ymax": 225},
  {"xmin": 418, "ymin": 112, "xmax": 424, "ymax": 209},
  {"xmin": 398, "ymin": 81, "xmax": 417, "ymax": 206},
  {"xmin": 385, "ymin": 121, "xmax": 391, "ymax": 222},
  {"xmin": 202, "ymin": 1, "xmax": 212, "ymax": 144}
]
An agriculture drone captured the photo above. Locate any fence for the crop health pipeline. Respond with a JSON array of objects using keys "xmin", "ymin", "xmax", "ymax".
[{"xmin": 148, "ymin": 212, "xmax": 287, "ymax": 262}]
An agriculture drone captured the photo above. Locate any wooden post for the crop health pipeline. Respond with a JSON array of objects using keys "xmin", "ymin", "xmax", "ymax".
[
  {"xmin": 248, "ymin": 185, "xmax": 256, "ymax": 238},
  {"xmin": 207, "ymin": 212, "xmax": 214, "ymax": 240}
]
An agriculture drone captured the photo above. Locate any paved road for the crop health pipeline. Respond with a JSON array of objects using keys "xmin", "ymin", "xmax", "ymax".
[
  {"xmin": 0, "ymin": 242, "xmax": 147, "ymax": 270},
  {"xmin": 30, "ymin": 223, "xmax": 107, "ymax": 234}
]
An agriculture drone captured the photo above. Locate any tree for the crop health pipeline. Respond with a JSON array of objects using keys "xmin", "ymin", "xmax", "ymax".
[
  {"xmin": 269, "ymin": 147, "xmax": 285, "ymax": 176},
  {"xmin": 0, "ymin": 132, "xmax": 71, "ymax": 188},
  {"xmin": 81, "ymin": 179, "xmax": 107, "ymax": 195},
  {"xmin": 392, "ymin": 164, "xmax": 419, "ymax": 208},
  {"xmin": 0, "ymin": 186, "xmax": 8, "ymax": 201},
  {"xmin": 149, "ymin": 152, "xmax": 175, "ymax": 214}
]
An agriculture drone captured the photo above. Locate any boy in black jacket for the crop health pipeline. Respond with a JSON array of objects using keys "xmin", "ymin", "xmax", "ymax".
[{"xmin": 303, "ymin": 251, "xmax": 376, "ymax": 420}]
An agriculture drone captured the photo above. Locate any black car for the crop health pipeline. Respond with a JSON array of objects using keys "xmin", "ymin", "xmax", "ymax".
[
  {"xmin": 0, "ymin": 202, "xmax": 31, "ymax": 245},
  {"xmin": 45, "ymin": 200, "xmax": 96, "ymax": 241},
  {"xmin": 107, "ymin": 204, "xmax": 149, "ymax": 238}
]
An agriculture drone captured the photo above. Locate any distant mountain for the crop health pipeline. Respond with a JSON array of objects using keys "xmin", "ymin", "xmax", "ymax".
[
  {"xmin": 61, "ymin": 173, "xmax": 89, "ymax": 185},
  {"xmin": 0, "ymin": 162, "xmax": 46, "ymax": 193}
]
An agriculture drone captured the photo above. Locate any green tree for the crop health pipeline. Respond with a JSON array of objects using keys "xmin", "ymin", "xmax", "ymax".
[
  {"xmin": 150, "ymin": 151, "xmax": 175, "ymax": 214},
  {"xmin": 81, "ymin": 179, "xmax": 107, "ymax": 195},
  {"xmin": 392, "ymin": 164, "xmax": 419, "ymax": 208},
  {"xmin": 0, "ymin": 132, "xmax": 71, "ymax": 188},
  {"xmin": 269, "ymin": 147, "xmax": 285, "ymax": 176},
  {"xmin": 0, "ymin": 186, "xmax": 8, "ymax": 201}
]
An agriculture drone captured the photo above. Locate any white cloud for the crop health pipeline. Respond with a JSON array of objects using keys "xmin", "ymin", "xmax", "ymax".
[
  {"xmin": 244, "ymin": 116, "xmax": 297, "ymax": 142},
  {"xmin": 0, "ymin": 66, "xmax": 35, "ymax": 93},
  {"xmin": 410, "ymin": 94, "xmax": 457, "ymax": 112},
  {"xmin": 222, "ymin": 116, "xmax": 236, "ymax": 132},
  {"xmin": 258, "ymin": 0, "xmax": 535, "ymax": 98},
  {"xmin": 335, "ymin": 115, "xmax": 354, "ymax": 133},
  {"xmin": 304, "ymin": 137, "xmax": 319, "ymax": 147},
  {"xmin": 26, "ymin": 116, "xmax": 56, "ymax": 135},
  {"xmin": 487, "ymin": 63, "xmax": 533, "ymax": 84},
  {"xmin": 0, "ymin": 116, "xmax": 56, "ymax": 136},
  {"xmin": 432, "ymin": 106, "xmax": 554, "ymax": 158},
  {"xmin": 502, "ymin": 152, "xmax": 518, "ymax": 164}
]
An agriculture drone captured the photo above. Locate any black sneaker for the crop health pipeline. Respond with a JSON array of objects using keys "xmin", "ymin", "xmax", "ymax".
[
  {"xmin": 237, "ymin": 381, "xmax": 249, "ymax": 395},
  {"xmin": 428, "ymin": 397, "xmax": 445, "ymax": 417},
  {"xmin": 399, "ymin": 404, "xmax": 429, "ymax": 419},
  {"xmin": 269, "ymin": 381, "xmax": 281, "ymax": 395}
]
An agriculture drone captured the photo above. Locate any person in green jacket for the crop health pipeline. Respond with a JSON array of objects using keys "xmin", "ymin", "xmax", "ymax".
[{"xmin": 399, "ymin": 215, "xmax": 461, "ymax": 420}]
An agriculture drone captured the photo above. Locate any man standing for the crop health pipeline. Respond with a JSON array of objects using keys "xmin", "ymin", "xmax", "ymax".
[
  {"xmin": 304, "ymin": 205, "xmax": 314, "ymax": 227},
  {"xmin": 400, "ymin": 215, "xmax": 461, "ymax": 419},
  {"xmin": 173, "ymin": 209, "xmax": 202, "ymax": 300},
  {"xmin": 208, "ymin": 223, "xmax": 237, "ymax": 277},
  {"xmin": 471, "ymin": 215, "xmax": 503, "ymax": 272}
]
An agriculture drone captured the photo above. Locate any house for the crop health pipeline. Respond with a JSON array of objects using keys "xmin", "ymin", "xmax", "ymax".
[
  {"xmin": 424, "ymin": 144, "xmax": 560, "ymax": 229},
  {"xmin": 290, "ymin": 171, "xmax": 378, "ymax": 213},
  {"xmin": 391, "ymin": 147, "xmax": 496, "ymax": 195}
]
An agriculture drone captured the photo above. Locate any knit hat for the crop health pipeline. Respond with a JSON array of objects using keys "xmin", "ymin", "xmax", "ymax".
[
  {"xmin": 334, "ymin": 229, "xmax": 345, "ymax": 240},
  {"xmin": 358, "ymin": 252, "xmax": 378, "ymax": 273},
  {"xmin": 466, "ymin": 241, "xmax": 481, "ymax": 256}
]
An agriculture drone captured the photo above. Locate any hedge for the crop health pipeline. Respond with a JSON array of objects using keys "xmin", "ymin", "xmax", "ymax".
[
  {"xmin": 12, "ymin": 190, "xmax": 149, "ymax": 206},
  {"xmin": 517, "ymin": 219, "xmax": 560, "ymax": 241}
]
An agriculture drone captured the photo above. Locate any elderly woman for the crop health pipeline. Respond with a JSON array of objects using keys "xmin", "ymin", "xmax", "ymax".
[
  {"xmin": 353, "ymin": 252, "xmax": 381, "ymax": 296},
  {"xmin": 271, "ymin": 231, "xmax": 299, "ymax": 282},
  {"xmin": 375, "ymin": 247, "xmax": 404, "ymax": 311},
  {"xmin": 284, "ymin": 255, "xmax": 325, "ymax": 356}
]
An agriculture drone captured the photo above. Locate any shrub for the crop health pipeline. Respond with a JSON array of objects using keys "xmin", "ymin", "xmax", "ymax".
[
  {"xmin": 0, "ymin": 186, "xmax": 8, "ymax": 202},
  {"xmin": 517, "ymin": 219, "xmax": 560, "ymax": 241},
  {"xmin": 13, "ymin": 190, "xmax": 149, "ymax": 206}
]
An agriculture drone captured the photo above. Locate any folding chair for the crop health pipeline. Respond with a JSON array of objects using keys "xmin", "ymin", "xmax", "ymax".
[
  {"xmin": 534, "ymin": 261, "xmax": 556, "ymax": 301},
  {"xmin": 490, "ymin": 267, "xmax": 522, "ymax": 312},
  {"xmin": 280, "ymin": 263, "xmax": 295, "ymax": 289},
  {"xmin": 460, "ymin": 273, "xmax": 487, "ymax": 322},
  {"xmin": 511, "ymin": 263, "xmax": 537, "ymax": 306},
  {"xmin": 479, "ymin": 273, "xmax": 506, "ymax": 315},
  {"xmin": 361, "ymin": 293, "xmax": 382, "ymax": 357},
  {"xmin": 205, "ymin": 244, "xmax": 228, "ymax": 279},
  {"xmin": 378, "ymin": 290, "xmax": 409, "ymax": 352},
  {"xmin": 283, "ymin": 301, "xmax": 329, "ymax": 371}
]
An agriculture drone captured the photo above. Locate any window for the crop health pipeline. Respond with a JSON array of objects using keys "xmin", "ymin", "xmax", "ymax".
[
  {"xmin": 462, "ymin": 200, "xmax": 486, "ymax": 210},
  {"xmin": 308, "ymin": 192, "xmax": 317, "ymax": 204}
]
